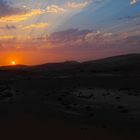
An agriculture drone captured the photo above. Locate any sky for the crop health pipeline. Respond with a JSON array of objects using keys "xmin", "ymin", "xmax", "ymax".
[{"xmin": 0, "ymin": 0, "xmax": 140, "ymax": 65}]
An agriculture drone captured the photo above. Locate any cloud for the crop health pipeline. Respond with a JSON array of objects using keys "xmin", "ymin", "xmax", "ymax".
[
  {"xmin": 93, "ymin": 0, "xmax": 105, "ymax": 4},
  {"xmin": 67, "ymin": 1, "xmax": 90, "ymax": 9},
  {"xmin": 0, "ymin": 35, "xmax": 16, "ymax": 40},
  {"xmin": 19, "ymin": 28, "xmax": 140, "ymax": 62},
  {"xmin": 48, "ymin": 29, "xmax": 114, "ymax": 43},
  {"xmin": 0, "ymin": 0, "xmax": 46, "ymax": 22},
  {"xmin": 0, "ymin": 0, "xmax": 36, "ymax": 22},
  {"xmin": 0, "ymin": 9, "xmax": 45, "ymax": 22},
  {"xmin": 0, "ymin": 25, "xmax": 17, "ymax": 30},
  {"xmin": 130, "ymin": 0, "xmax": 138, "ymax": 5},
  {"xmin": 23, "ymin": 22, "xmax": 49, "ymax": 29},
  {"xmin": 117, "ymin": 14, "xmax": 140, "ymax": 21},
  {"xmin": 1, "ymin": 28, "xmax": 140, "ymax": 62},
  {"xmin": 0, "ymin": 1, "xmax": 91, "ymax": 23},
  {"xmin": 3, "ymin": 28, "xmax": 139, "ymax": 50},
  {"xmin": 49, "ymin": 29, "xmax": 90, "ymax": 42},
  {"xmin": 5, "ymin": 25, "xmax": 17, "ymax": 30},
  {"xmin": 40, "ymin": 28, "xmax": 140, "ymax": 50},
  {"xmin": 84, "ymin": 31, "xmax": 114, "ymax": 44},
  {"xmin": 45, "ymin": 1, "xmax": 90, "ymax": 14},
  {"xmin": 0, "ymin": 0, "xmax": 27, "ymax": 18},
  {"xmin": 46, "ymin": 5, "xmax": 65, "ymax": 13}
]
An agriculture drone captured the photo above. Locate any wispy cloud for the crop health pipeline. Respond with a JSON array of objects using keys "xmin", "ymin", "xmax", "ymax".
[
  {"xmin": 45, "ymin": 1, "xmax": 90, "ymax": 14},
  {"xmin": 67, "ymin": 1, "xmax": 90, "ymax": 9},
  {"xmin": 46, "ymin": 5, "xmax": 65, "ymax": 13},
  {"xmin": 23, "ymin": 22, "xmax": 49, "ymax": 29},
  {"xmin": 41, "ymin": 29, "xmax": 140, "ymax": 49},
  {"xmin": 0, "ymin": 9, "xmax": 45, "ymax": 22},
  {"xmin": 0, "ymin": 0, "xmax": 91, "ymax": 23},
  {"xmin": 0, "ymin": 25, "xmax": 17, "ymax": 30},
  {"xmin": 130, "ymin": 0, "xmax": 138, "ymax": 5},
  {"xmin": 0, "ymin": 35, "xmax": 16, "ymax": 40},
  {"xmin": 0, "ymin": 0, "xmax": 27, "ymax": 18}
]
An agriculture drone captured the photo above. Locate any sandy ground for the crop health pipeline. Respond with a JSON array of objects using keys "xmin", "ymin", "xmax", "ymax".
[{"xmin": 0, "ymin": 71, "xmax": 140, "ymax": 139}]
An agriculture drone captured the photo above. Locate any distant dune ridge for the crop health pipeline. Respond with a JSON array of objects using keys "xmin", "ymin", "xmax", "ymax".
[{"xmin": 0, "ymin": 53, "xmax": 140, "ymax": 74}]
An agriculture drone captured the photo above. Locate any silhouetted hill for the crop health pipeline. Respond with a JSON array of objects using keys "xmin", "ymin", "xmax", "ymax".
[
  {"xmin": 0, "ymin": 54, "xmax": 140, "ymax": 75},
  {"xmin": 30, "ymin": 61, "xmax": 80, "ymax": 71},
  {"xmin": 84, "ymin": 53, "xmax": 140, "ymax": 65},
  {"xmin": 0, "ymin": 65, "xmax": 28, "ymax": 70},
  {"xmin": 78, "ymin": 53, "xmax": 140, "ymax": 74},
  {"xmin": 27, "ymin": 53, "xmax": 140, "ymax": 75}
]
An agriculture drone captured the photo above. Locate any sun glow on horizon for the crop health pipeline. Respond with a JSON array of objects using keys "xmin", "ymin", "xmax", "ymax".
[{"xmin": 11, "ymin": 61, "xmax": 16, "ymax": 65}]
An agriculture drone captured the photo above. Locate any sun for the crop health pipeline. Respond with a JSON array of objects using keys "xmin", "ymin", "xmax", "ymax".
[{"xmin": 11, "ymin": 61, "xmax": 16, "ymax": 65}]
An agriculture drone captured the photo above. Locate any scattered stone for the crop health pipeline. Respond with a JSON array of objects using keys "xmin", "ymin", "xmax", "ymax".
[
  {"xmin": 118, "ymin": 105, "xmax": 124, "ymax": 109},
  {"xmin": 120, "ymin": 109, "xmax": 129, "ymax": 113},
  {"xmin": 115, "ymin": 96, "xmax": 121, "ymax": 100},
  {"xmin": 101, "ymin": 124, "xmax": 107, "ymax": 128},
  {"xmin": 57, "ymin": 97, "xmax": 63, "ymax": 101},
  {"xmin": 65, "ymin": 106, "xmax": 71, "ymax": 110},
  {"xmin": 85, "ymin": 106, "xmax": 93, "ymax": 111}
]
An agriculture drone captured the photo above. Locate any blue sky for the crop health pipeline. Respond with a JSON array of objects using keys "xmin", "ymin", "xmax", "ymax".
[{"xmin": 0, "ymin": 0, "xmax": 140, "ymax": 65}]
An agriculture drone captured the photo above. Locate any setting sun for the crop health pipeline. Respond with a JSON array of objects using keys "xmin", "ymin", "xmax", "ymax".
[{"xmin": 11, "ymin": 61, "xmax": 16, "ymax": 65}]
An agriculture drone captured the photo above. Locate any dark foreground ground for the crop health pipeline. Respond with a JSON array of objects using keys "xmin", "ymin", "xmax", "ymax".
[{"xmin": 0, "ymin": 68, "xmax": 140, "ymax": 140}]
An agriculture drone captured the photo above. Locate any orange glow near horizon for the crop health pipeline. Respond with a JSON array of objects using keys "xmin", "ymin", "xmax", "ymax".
[
  {"xmin": 0, "ymin": 49, "xmax": 70, "ymax": 66},
  {"xmin": 0, "ymin": 51, "xmax": 56, "ymax": 66},
  {"xmin": 0, "ymin": 48, "xmax": 95, "ymax": 66},
  {"xmin": 0, "ymin": 51, "xmax": 23, "ymax": 66},
  {"xmin": 11, "ymin": 61, "xmax": 16, "ymax": 65}
]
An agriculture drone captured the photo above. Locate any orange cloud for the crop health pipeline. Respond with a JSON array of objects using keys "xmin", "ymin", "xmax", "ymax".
[
  {"xmin": 0, "ymin": 1, "xmax": 91, "ymax": 23},
  {"xmin": 23, "ymin": 22, "xmax": 49, "ymax": 29},
  {"xmin": 0, "ymin": 9, "xmax": 45, "ymax": 22},
  {"xmin": 0, "ymin": 35, "xmax": 15, "ymax": 39}
]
